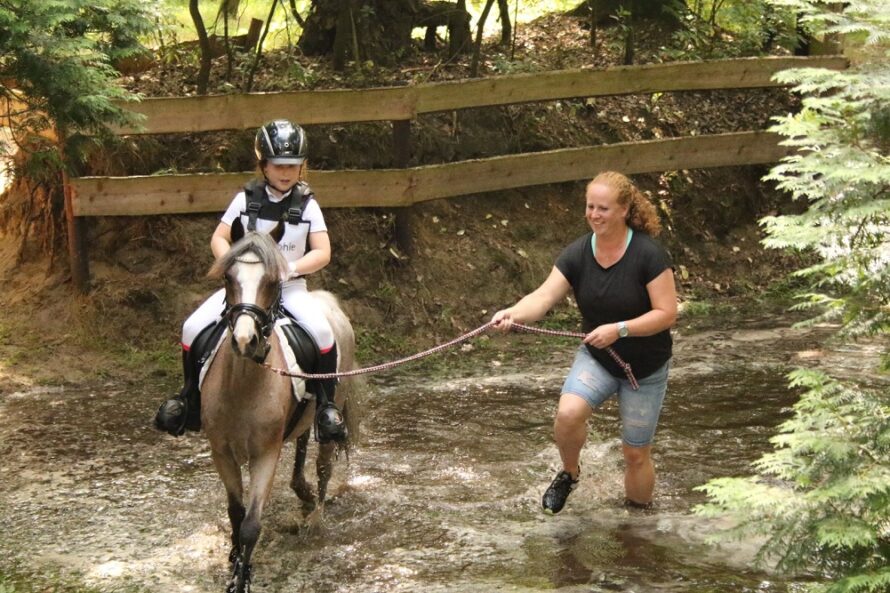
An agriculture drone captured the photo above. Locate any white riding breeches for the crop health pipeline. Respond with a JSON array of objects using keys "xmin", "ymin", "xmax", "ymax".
[{"xmin": 181, "ymin": 278, "xmax": 335, "ymax": 353}]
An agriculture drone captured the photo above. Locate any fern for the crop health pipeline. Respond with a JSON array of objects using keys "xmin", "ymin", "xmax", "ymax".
[
  {"xmin": 696, "ymin": 370, "xmax": 890, "ymax": 589},
  {"xmin": 698, "ymin": 3, "xmax": 890, "ymax": 592}
]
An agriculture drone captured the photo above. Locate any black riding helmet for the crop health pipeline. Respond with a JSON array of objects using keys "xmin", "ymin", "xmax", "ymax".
[{"xmin": 254, "ymin": 119, "xmax": 307, "ymax": 165}]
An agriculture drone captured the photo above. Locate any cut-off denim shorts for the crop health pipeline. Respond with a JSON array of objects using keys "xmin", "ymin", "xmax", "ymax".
[{"xmin": 561, "ymin": 345, "xmax": 670, "ymax": 448}]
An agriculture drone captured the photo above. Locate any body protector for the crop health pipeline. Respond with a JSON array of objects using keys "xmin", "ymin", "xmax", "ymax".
[{"xmin": 231, "ymin": 179, "xmax": 314, "ymax": 245}]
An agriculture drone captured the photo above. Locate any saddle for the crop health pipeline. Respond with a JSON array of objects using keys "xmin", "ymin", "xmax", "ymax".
[{"xmin": 196, "ymin": 313, "xmax": 321, "ymax": 401}]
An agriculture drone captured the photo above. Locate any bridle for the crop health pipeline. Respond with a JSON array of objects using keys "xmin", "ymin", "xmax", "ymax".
[{"xmin": 223, "ymin": 257, "xmax": 283, "ymax": 363}]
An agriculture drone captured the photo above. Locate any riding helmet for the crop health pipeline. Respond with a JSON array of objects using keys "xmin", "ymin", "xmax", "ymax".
[{"xmin": 255, "ymin": 119, "xmax": 307, "ymax": 165}]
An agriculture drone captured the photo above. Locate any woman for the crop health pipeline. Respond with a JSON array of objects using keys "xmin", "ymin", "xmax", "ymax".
[
  {"xmin": 155, "ymin": 119, "xmax": 346, "ymax": 443},
  {"xmin": 492, "ymin": 171, "xmax": 677, "ymax": 513}
]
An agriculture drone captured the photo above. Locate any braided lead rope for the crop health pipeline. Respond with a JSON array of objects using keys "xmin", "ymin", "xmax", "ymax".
[
  {"xmin": 510, "ymin": 323, "xmax": 639, "ymax": 389},
  {"xmin": 260, "ymin": 320, "xmax": 639, "ymax": 390},
  {"xmin": 260, "ymin": 321, "xmax": 495, "ymax": 380}
]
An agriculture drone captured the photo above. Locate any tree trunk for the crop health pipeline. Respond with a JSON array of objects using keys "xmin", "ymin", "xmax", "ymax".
[
  {"xmin": 470, "ymin": 0, "xmax": 496, "ymax": 77},
  {"xmin": 244, "ymin": 0, "xmax": 279, "ymax": 90},
  {"xmin": 587, "ymin": 0, "xmax": 597, "ymax": 50},
  {"xmin": 497, "ymin": 0, "xmax": 510, "ymax": 46},
  {"xmin": 218, "ymin": 0, "xmax": 241, "ymax": 21},
  {"xmin": 448, "ymin": 0, "xmax": 471, "ymax": 58},
  {"xmin": 189, "ymin": 0, "xmax": 212, "ymax": 95},
  {"xmin": 301, "ymin": 0, "xmax": 417, "ymax": 66},
  {"xmin": 288, "ymin": 0, "xmax": 307, "ymax": 27},
  {"xmin": 623, "ymin": 0, "xmax": 635, "ymax": 65}
]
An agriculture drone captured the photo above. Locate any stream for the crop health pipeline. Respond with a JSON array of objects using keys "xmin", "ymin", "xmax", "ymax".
[{"xmin": 0, "ymin": 314, "xmax": 884, "ymax": 592}]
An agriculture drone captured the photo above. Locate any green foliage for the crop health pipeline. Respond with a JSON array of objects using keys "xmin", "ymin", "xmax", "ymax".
[
  {"xmin": 666, "ymin": 0, "xmax": 796, "ymax": 59},
  {"xmin": 0, "ymin": 0, "xmax": 152, "ymax": 137},
  {"xmin": 698, "ymin": 4, "xmax": 890, "ymax": 593},
  {"xmin": 761, "ymin": 59, "xmax": 889, "ymax": 341},
  {"xmin": 695, "ymin": 369, "xmax": 890, "ymax": 593},
  {"xmin": 0, "ymin": 0, "xmax": 153, "ymax": 250},
  {"xmin": 769, "ymin": 0, "xmax": 890, "ymax": 46}
]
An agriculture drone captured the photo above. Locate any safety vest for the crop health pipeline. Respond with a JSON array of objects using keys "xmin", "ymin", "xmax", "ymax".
[{"xmin": 243, "ymin": 179, "xmax": 314, "ymax": 232}]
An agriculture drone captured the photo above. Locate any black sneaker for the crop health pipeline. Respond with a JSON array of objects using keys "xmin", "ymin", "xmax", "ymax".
[
  {"xmin": 542, "ymin": 470, "xmax": 579, "ymax": 514},
  {"xmin": 624, "ymin": 498, "xmax": 654, "ymax": 511}
]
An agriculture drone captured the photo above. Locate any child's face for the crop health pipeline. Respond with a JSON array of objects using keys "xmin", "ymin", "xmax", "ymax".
[{"xmin": 264, "ymin": 162, "xmax": 302, "ymax": 192}]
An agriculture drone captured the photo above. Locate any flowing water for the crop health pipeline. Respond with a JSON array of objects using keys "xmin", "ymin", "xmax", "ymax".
[{"xmin": 0, "ymin": 317, "xmax": 884, "ymax": 593}]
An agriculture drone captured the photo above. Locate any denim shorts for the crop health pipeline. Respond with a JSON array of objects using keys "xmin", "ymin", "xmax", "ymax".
[{"xmin": 561, "ymin": 346, "xmax": 670, "ymax": 447}]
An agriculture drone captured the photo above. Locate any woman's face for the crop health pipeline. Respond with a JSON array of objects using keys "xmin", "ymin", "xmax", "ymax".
[
  {"xmin": 263, "ymin": 162, "xmax": 302, "ymax": 193},
  {"xmin": 585, "ymin": 182, "xmax": 628, "ymax": 235}
]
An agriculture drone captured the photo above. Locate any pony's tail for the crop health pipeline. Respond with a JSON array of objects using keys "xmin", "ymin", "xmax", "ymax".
[{"xmin": 339, "ymin": 375, "xmax": 364, "ymax": 455}]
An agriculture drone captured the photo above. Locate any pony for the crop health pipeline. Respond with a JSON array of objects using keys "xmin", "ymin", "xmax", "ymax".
[{"xmin": 201, "ymin": 230, "xmax": 358, "ymax": 593}]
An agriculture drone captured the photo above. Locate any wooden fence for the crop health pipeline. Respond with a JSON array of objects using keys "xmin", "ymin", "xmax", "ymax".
[{"xmin": 66, "ymin": 55, "xmax": 848, "ymax": 291}]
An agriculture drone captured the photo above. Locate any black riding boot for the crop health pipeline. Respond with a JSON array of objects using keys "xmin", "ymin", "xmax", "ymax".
[
  {"xmin": 312, "ymin": 343, "xmax": 346, "ymax": 443},
  {"xmin": 154, "ymin": 347, "xmax": 202, "ymax": 436}
]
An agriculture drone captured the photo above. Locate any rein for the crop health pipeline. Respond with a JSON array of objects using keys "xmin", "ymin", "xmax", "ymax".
[{"xmin": 259, "ymin": 321, "xmax": 640, "ymax": 390}]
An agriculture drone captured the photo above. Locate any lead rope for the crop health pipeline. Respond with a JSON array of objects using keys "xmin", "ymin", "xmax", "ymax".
[{"xmin": 260, "ymin": 321, "xmax": 640, "ymax": 390}]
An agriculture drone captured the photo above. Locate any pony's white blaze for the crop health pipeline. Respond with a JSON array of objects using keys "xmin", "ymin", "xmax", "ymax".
[{"xmin": 232, "ymin": 257, "xmax": 265, "ymax": 355}]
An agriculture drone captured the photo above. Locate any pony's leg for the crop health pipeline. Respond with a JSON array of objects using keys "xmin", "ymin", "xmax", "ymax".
[
  {"xmin": 209, "ymin": 448, "xmax": 244, "ymax": 564},
  {"xmin": 290, "ymin": 431, "xmax": 315, "ymax": 509},
  {"xmin": 226, "ymin": 492, "xmax": 245, "ymax": 566},
  {"xmin": 305, "ymin": 441, "xmax": 336, "ymax": 527},
  {"xmin": 231, "ymin": 450, "xmax": 280, "ymax": 592}
]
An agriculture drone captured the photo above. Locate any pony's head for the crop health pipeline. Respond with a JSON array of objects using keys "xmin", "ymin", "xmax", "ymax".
[{"xmin": 209, "ymin": 232, "xmax": 288, "ymax": 361}]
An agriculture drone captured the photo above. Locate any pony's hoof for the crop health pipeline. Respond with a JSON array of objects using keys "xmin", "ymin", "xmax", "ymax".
[
  {"xmin": 304, "ymin": 505, "xmax": 325, "ymax": 529},
  {"xmin": 227, "ymin": 559, "xmax": 252, "ymax": 593}
]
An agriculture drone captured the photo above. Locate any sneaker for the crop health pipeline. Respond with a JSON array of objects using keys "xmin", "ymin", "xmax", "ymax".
[
  {"xmin": 624, "ymin": 498, "xmax": 654, "ymax": 511},
  {"xmin": 542, "ymin": 470, "xmax": 579, "ymax": 514}
]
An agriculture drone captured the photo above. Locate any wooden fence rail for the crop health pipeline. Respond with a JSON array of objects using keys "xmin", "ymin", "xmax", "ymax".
[
  {"xmin": 71, "ymin": 131, "xmax": 793, "ymax": 216},
  {"xmin": 63, "ymin": 55, "xmax": 848, "ymax": 291},
  {"xmin": 114, "ymin": 56, "xmax": 846, "ymax": 134}
]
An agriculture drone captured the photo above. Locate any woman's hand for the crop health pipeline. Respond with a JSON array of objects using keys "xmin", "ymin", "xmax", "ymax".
[
  {"xmin": 583, "ymin": 324, "xmax": 619, "ymax": 349},
  {"xmin": 490, "ymin": 309, "xmax": 515, "ymax": 333}
]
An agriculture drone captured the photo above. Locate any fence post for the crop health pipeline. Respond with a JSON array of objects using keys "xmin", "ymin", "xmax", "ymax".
[
  {"xmin": 62, "ymin": 170, "xmax": 90, "ymax": 293},
  {"xmin": 392, "ymin": 119, "xmax": 414, "ymax": 256},
  {"xmin": 57, "ymin": 128, "xmax": 90, "ymax": 293}
]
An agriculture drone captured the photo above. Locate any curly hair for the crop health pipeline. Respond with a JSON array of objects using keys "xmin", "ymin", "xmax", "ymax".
[{"xmin": 589, "ymin": 171, "xmax": 662, "ymax": 237}]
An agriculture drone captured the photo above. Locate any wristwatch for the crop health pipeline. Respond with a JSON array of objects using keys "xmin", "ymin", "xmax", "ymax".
[{"xmin": 617, "ymin": 321, "xmax": 629, "ymax": 338}]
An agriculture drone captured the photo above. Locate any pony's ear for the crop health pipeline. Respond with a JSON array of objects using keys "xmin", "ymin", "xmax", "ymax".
[
  {"xmin": 230, "ymin": 217, "xmax": 244, "ymax": 243},
  {"xmin": 269, "ymin": 220, "xmax": 285, "ymax": 243}
]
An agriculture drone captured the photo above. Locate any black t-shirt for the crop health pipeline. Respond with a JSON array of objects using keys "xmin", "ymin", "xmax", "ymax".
[{"xmin": 555, "ymin": 231, "xmax": 673, "ymax": 379}]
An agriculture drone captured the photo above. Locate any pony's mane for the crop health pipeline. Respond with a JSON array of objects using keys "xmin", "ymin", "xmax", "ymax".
[{"xmin": 209, "ymin": 232, "xmax": 288, "ymax": 281}]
